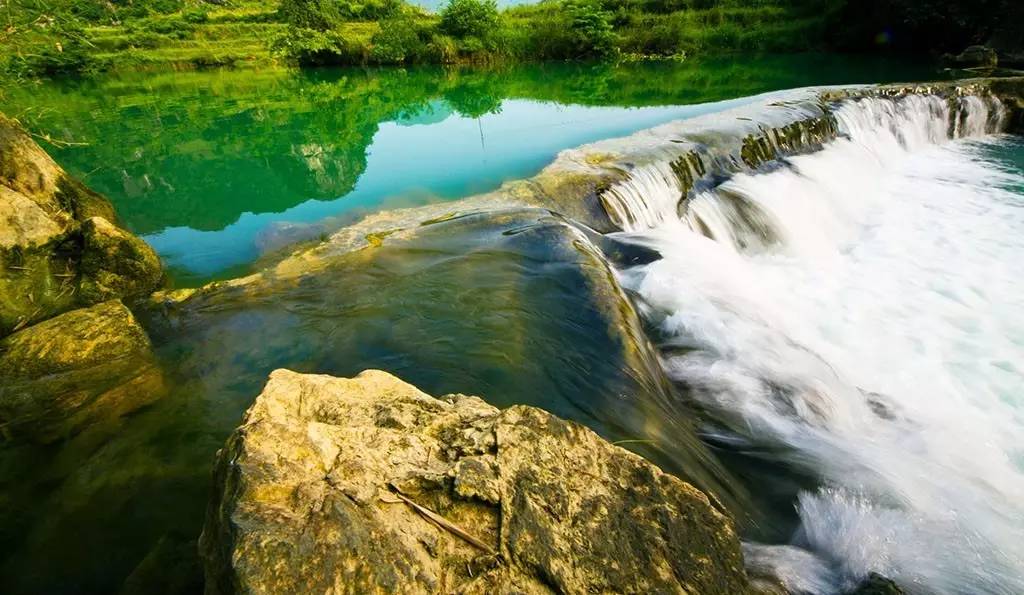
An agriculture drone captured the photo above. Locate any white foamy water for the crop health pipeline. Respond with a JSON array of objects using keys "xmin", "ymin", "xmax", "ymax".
[{"xmin": 612, "ymin": 95, "xmax": 1024, "ymax": 594}]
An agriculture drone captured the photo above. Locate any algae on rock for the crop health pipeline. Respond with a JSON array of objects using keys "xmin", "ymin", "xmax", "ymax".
[
  {"xmin": 200, "ymin": 368, "xmax": 752, "ymax": 595},
  {"xmin": 0, "ymin": 113, "xmax": 162, "ymax": 336},
  {"xmin": 0, "ymin": 299, "xmax": 163, "ymax": 442}
]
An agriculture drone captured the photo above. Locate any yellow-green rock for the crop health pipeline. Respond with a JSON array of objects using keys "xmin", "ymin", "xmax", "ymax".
[
  {"xmin": 0, "ymin": 113, "xmax": 162, "ymax": 336},
  {"xmin": 0, "ymin": 299, "xmax": 163, "ymax": 442},
  {"xmin": 200, "ymin": 369, "xmax": 751, "ymax": 595},
  {"xmin": 79, "ymin": 216, "xmax": 163, "ymax": 303}
]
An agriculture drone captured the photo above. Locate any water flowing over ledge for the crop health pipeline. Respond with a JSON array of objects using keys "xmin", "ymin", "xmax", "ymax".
[
  {"xmin": 609, "ymin": 86, "xmax": 1024, "ymax": 593},
  {"xmin": 234, "ymin": 78, "xmax": 1023, "ymax": 274}
]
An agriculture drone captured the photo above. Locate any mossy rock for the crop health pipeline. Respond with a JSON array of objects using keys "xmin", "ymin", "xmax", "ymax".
[
  {"xmin": 200, "ymin": 369, "xmax": 752, "ymax": 594},
  {"xmin": 79, "ymin": 216, "xmax": 163, "ymax": 304},
  {"xmin": 0, "ymin": 299, "xmax": 164, "ymax": 442},
  {"xmin": 1, "ymin": 113, "xmax": 162, "ymax": 336}
]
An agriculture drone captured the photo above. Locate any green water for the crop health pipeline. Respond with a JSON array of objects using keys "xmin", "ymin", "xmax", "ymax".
[
  {"xmin": 0, "ymin": 55, "xmax": 951, "ymax": 594},
  {"xmin": 2, "ymin": 55, "xmax": 940, "ymax": 285}
]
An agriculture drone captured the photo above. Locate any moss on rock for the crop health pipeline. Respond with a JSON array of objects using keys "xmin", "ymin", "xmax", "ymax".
[
  {"xmin": 0, "ymin": 299, "xmax": 164, "ymax": 442},
  {"xmin": 79, "ymin": 216, "xmax": 163, "ymax": 303},
  {"xmin": 0, "ymin": 113, "xmax": 163, "ymax": 336},
  {"xmin": 200, "ymin": 369, "xmax": 752, "ymax": 595}
]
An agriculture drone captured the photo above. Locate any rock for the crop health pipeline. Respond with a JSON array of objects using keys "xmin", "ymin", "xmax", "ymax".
[
  {"xmin": 945, "ymin": 45, "xmax": 999, "ymax": 68},
  {"xmin": 200, "ymin": 369, "xmax": 751, "ymax": 595},
  {"xmin": 848, "ymin": 572, "xmax": 904, "ymax": 595},
  {"xmin": 0, "ymin": 113, "xmax": 161, "ymax": 336},
  {"xmin": 79, "ymin": 216, "xmax": 163, "ymax": 303},
  {"xmin": 0, "ymin": 299, "xmax": 163, "ymax": 442},
  {"xmin": 145, "ymin": 208, "xmax": 735, "ymax": 508}
]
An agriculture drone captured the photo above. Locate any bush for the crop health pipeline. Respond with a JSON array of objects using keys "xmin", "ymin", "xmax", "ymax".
[
  {"xmin": 371, "ymin": 16, "xmax": 428, "ymax": 63},
  {"xmin": 278, "ymin": 0, "xmax": 402, "ymax": 29},
  {"xmin": 182, "ymin": 8, "xmax": 210, "ymax": 24},
  {"xmin": 2, "ymin": 19, "xmax": 104, "ymax": 78},
  {"xmin": 145, "ymin": 16, "xmax": 196, "ymax": 35},
  {"xmin": 271, "ymin": 25, "xmax": 360, "ymax": 65},
  {"xmin": 278, "ymin": 0, "xmax": 337, "ymax": 30},
  {"xmin": 564, "ymin": 0, "xmax": 618, "ymax": 58},
  {"xmin": 439, "ymin": 0, "xmax": 498, "ymax": 39}
]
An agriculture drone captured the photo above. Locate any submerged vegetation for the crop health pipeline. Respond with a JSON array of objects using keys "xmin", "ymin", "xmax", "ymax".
[{"xmin": 2, "ymin": 0, "xmax": 1020, "ymax": 79}]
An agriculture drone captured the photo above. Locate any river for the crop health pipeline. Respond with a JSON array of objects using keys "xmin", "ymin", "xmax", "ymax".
[{"xmin": 2, "ymin": 55, "xmax": 1022, "ymax": 594}]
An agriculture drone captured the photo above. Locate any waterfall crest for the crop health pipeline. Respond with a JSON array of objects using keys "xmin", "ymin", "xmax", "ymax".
[{"xmin": 601, "ymin": 93, "xmax": 1007, "ymax": 241}]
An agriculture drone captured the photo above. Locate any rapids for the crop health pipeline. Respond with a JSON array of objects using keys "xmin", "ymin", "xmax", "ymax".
[{"xmin": 609, "ymin": 94, "xmax": 1024, "ymax": 593}]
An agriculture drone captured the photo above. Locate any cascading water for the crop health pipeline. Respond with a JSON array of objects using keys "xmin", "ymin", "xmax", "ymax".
[
  {"xmin": 608, "ymin": 94, "xmax": 1024, "ymax": 594},
  {"xmin": 602, "ymin": 159, "xmax": 686, "ymax": 231}
]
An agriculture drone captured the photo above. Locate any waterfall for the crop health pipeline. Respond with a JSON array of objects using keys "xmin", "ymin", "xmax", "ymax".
[
  {"xmin": 611, "ymin": 93, "xmax": 1024, "ymax": 594},
  {"xmin": 601, "ymin": 159, "xmax": 686, "ymax": 232},
  {"xmin": 602, "ymin": 93, "xmax": 1007, "ymax": 239}
]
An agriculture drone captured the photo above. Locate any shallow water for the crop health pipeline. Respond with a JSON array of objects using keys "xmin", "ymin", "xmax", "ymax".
[
  {"xmin": 1, "ymin": 55, "xmax": 939, "ymax": 284},
  {"xmin": 614, "ymin": 99, "xmax": 1024, "ymax": 593}
]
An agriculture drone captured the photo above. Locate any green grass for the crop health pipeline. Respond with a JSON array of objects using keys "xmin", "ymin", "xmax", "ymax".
[{"xmin": 1, "ymin": 0, "xmax": 840, "ymax": 77}]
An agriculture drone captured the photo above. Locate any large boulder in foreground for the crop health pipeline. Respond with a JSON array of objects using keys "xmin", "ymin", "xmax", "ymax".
[
  {"xmin": 0, "ymin": 113, "xmax": 162, "ymax": 336},
  {"xmin": 0, "ymin": 299, "xmax": 163, "ymax": 442},
  {"xmin": 200, "ymin": 369, "xmax": 750, "ymax": 595}
]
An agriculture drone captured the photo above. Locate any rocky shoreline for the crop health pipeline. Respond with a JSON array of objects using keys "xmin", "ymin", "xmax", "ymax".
[{"xmin": 1, "ymin": 115, "xmax": 164, "ymax": 442}]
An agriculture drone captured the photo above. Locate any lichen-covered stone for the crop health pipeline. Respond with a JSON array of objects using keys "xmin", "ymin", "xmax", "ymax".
[
  {"xmin": 79, "ymin": 216, "xmax": 163, "ymax": 303},
  {"xmin": 0, "ymin": 299, "xmax": 163, "ymax": 442},
  {"xmin": 0, "ymin": 113, "xmax": 161, "ymax": 336},
  {"xmin": 200, "ymin": 369, "xmax": 751, "ymax": 595}
]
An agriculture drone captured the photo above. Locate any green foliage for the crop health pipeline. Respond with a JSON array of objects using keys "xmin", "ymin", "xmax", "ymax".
[
  {"xmin": 7, "ymin": 0, "xmax": 1011, "ymax": 78},
  {"xmin": 564, "ymin": 0, "xmax": 618, "ymax": 58},
  {"xmin": 277, "ymin": 0, "xmax": 336, "ymax": 30},
  {"xmin": 271, "ymin": 25, "xmax": 359, "ymax": 65},
  {"xmin": 278, "ymin": 0, "xmax": 403, "ymax": 29},
  {"xmin": 182, "ymin": 8, "xmax": 211, "ymax": 24},
  {"xmin": 439, "ymin": 0, "xmax": 498, "ymax": 39},
  {"xmin": 1, "ymin": 11, "xmax": 104, "ymax": 79},
  {"xmin": 371, "ymin": 16, "xmax": 428, "ymax": 62}
]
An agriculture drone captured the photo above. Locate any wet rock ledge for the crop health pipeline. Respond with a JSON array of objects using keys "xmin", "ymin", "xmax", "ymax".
[{"xmin": 199, "ymin": 369, "xmax": 751, "ymax": 595}]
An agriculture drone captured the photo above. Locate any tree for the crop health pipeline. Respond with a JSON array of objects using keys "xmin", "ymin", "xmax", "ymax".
[{"xmin": 565, "ymin": 0, "xmax": 618, "ymax": 59}]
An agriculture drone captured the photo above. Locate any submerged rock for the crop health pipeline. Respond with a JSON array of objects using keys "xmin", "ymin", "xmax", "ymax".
[
  {"xmin": 945, "ymin": 46, "xmax": 999, "ymax": 68},
  {"xmin": 0, "ymin": 299, "xmax": 163, "ymax": 442},
  {"xmin": 0, "ymin": 113, "xmax": 162, "ymax": 336},
  {"xmin": 200, "ymin": 369, "xmax": 751, "ymax": 595},
  {"xmin": 848, "ymin": 573, "xmax": 904, "ymax": 595},
  {"xmin": 145, "ymin": 208, "xmax": 737, "ymax": 506}
]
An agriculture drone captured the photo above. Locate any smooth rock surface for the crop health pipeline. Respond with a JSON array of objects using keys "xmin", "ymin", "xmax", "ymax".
[
  {"xmin": 0, "ymin": 299, "xmax": 163, "ymax": 442},
  {"xmin": 200, "ymin": 369, "xmax": 751, "ymax": 595}
]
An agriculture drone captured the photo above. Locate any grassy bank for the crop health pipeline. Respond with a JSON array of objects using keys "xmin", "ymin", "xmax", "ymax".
[
  {"xmin": 1, "ymin": 0, "xmax": 839, "ymax": 78},
  {"xmin": 1, "ymin": 0, "xmax": 1017, "ymax": 79}
]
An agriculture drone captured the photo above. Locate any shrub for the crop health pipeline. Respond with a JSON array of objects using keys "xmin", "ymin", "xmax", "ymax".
[
  {"xmin": 271, "ymin": 25, "xmax": 360, "ymax": 65},
  {"xmin": 564, "ymin": 0, "xmax": 618, "ymax": 58},
  {"xmin": 371, "ymin": 16, "xmax": 427, "ymax": 63},
  {"xmin": 278, "ymin": 0, "xmax": 402, "ymax": 29},
  {"xmin": 2, "ymin": 19, "xmax": 103, "ymax": 78},
  {"xmin": 439, "ymin": 0, "xmax": 498, "ymax": 39},
  {"xmin": 182, "ymin": 8, "xmax": 210, "ymax": 24},
  {"xmin": 278, "ymin": 0, "xmax": 337, "ymax": 30}
]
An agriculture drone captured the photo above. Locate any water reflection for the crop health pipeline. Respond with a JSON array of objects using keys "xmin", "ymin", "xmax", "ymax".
[{"xmin": 1, "ymin": 55, "xmax": 940, "ymax": 283}]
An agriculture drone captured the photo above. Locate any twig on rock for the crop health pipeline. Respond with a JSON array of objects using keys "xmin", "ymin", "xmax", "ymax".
[{"xmin": 387, "ymin": 484, "xmax": 495, "ymax": 555}]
